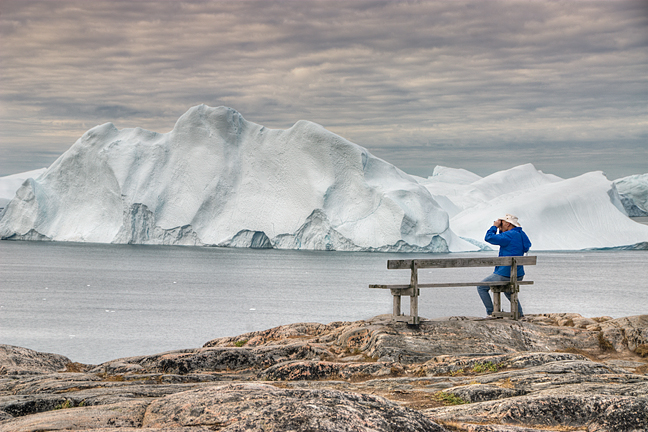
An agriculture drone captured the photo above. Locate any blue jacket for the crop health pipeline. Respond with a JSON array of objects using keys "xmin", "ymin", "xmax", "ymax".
[{"xmin": 485, "ymin": 226, "xmax": 532, "ymax": 277}]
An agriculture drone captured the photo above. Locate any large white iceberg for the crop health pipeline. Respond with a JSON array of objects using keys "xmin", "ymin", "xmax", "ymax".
[
  {"xmin": 0, "ymin": 105, "xmax": 473, "ymax": 252},
  {"xmin": 1, "ymin": 105, "xmax": 646, "ymax": 251}
]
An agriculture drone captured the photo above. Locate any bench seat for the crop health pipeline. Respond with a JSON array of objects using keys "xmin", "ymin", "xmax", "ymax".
[{"xmin": 369, "ymin": 256, "xmax": 536, "ymax": 324}]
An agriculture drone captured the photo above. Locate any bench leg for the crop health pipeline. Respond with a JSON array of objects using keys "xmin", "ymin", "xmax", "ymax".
[
  {"xmin": 409, "ymin": 262, "xmax": 420, "ymax": 325},
  {"xmin": 510, "ymin": 259, "xmax": 519, "ymax": 320},
  {"xmin": 510, "ymin": 291, "xmax": 519, "ymax": 320},
  {"xmin": 493, "ymin": 290, "xmax": 501, "ymax": 315},
  {"xmin": 393, "ymin": 294, "xmax": 401, "ymax": 318},
  {"xmin": 410, "ymin": 293, "xmax": 419, "ymax": 325}
]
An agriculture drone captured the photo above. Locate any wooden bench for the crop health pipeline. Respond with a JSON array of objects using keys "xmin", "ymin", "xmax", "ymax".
[{"xmin": 369, "ymin": 256, "xmax": 537, "ymax": 324}]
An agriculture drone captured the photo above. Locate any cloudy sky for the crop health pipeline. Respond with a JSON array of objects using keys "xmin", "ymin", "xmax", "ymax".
[{"xmin": 1, "ymin": 0, "xmax": 646, "ymax": 179}]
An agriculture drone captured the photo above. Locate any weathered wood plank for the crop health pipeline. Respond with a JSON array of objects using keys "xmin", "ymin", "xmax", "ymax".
[
  {"xmin": 370, "ymin": 281, "xmax": 534, "ymax": 289},
  {"xmin": 418, "ymin": 281, "xmax": 533, "ymax": 288},
  {"xmin": 493, "ymin": 290, "xmax": 501, "ymax": 315},
  {"xmin": 409, "ymin": 260, "xmax": 419, "ymax": 324},
  {"xmin": 410, "ymin": 295, "xmax": 419, "ymax": 325},
  {"xmin": 510, "ymin": 258, "xmax": 519, "ymax": 319},
  {"xmin": 492, "ymin": 283, "xmax": 529, "ymax": 293},
  {"xmin": 390, "ymin": 288, "xmax": 416, "ymax": 296},
  {"xmin": 393, "ymin": 294, "xmax": 401, "ymax": 318},
  {"xmin": 387, "ymin": 256, "xmax": 537, "ymax": 269}
]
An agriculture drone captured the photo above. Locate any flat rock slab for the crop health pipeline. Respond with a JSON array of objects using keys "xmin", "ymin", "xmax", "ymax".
[
  {"xmin": 425, "ymin": 394, "xmax": 648, "ymax": 432},
  {"xmin": 0, "ymin": 399, "xmax": 150, "ymax": 432},
  {"xmin": 143, "ymin": 383, "xmax": 448, "ymax": 431},
  {"xmin": 1, "ymin": 313, "xmax": 647, "ymax": 431},
  {"xmin": 0, "ymin": 345, "xmax": 70, "ymax": 375}
]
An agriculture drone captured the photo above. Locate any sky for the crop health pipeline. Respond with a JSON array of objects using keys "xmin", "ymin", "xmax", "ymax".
[{"xmin": 1, "ymin": 0, "xmax": 647, "ymax": 180}]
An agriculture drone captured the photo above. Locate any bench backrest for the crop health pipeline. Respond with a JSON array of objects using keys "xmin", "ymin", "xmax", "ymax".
[{"xmin": 387, "ymin": 256, "xmax": 537, "ymax": 270}]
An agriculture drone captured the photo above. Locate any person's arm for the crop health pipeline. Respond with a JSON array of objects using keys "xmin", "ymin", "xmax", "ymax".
[{"xmin": 485, "ymin": 225, "xmax": 511, "ymax": 246}]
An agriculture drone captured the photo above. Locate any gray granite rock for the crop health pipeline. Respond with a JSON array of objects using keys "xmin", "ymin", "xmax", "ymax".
[
  {"xmin": 1, "ymin": 314, "xmax": 647, "ymax": 431},
  {"xmin": 425, "ymin": 394, "xmax": 648, "ymax": 432},
  {"xmin": 258, "ymin": 360, "xmax": 403, "ymax": 381},
  {"xmin": 92, "ymin": 343, "xmax": 332, "ymax": 376},
  {"xmin": 143, "ymin": 383, "xmax": 448, "ymax": 431},
  {"xmin": 442, "ymin": 383, "xmax": 527, "ymax": 403},
  {"xmin": 0, "ymin": 399, "xmax": 150, "ymax": 432},
  {"xmin": 0, "ymin": 345, "xmax": 70, "ymax": 375}
]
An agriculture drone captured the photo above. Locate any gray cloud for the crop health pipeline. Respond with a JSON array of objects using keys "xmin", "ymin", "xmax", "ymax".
[{"xmin": 1, "ymin": 0, "xmax": 646, "ymax": 179}]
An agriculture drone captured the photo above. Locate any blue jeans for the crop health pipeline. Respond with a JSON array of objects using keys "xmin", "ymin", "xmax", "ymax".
[{"xmin": 477, "ymin": 273, "xmax": 524, "ymax": 317}]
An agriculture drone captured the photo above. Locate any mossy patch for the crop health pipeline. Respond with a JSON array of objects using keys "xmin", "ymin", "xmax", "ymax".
[
  {"xmin": 234, "ymin": 339, "xmax": 249, "ymax": 347},
  {"xmin": 471, "ymin": 361, "xmax": 500, "ymax": 373},
  {"xmin": 434, "ymin": 391, "xmax": 468, "ymax": 406}
]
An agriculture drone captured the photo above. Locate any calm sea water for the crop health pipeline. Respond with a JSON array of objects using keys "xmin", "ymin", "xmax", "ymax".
[{"xmin": 1, "ymin": 240, "xmax": 646, "ymax": 364}]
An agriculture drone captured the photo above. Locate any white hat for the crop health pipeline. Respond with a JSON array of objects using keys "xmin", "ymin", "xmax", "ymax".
[{"xmin": 502, "ymin": 214, "xmax": 521, "ymax": 227}]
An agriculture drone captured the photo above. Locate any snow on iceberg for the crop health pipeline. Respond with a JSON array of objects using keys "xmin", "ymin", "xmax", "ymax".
[
  {"xmin": 0, "ymin": 168, "xmax": 47, "ymax": 210},
  {"xmin": 0, "ymin": 105, "xmax": 474, "ymax": 252},
  {"xmin": 614, "ymin": 173, "xmax": 648, "ymax": 217},
  {"xmin": 427, "ymin": 165, "xmax": 483, "ymax": 185},
  {"xmin": 416, "ymin": 164, "xmax": 563, "ymax": 219},
  {"xmin": 447, "ymin": 169, "xmax": 648, "ymax": 251}
]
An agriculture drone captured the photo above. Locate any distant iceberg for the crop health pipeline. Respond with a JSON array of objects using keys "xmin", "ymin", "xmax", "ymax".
[
  {"xmin": 0, "ymin": 105, "xmax": 472, "ymax": 252},
  {"xmin": 0, "ymin": 168, "xmax": 46, "ymax": 210},
  {"xmin": 416, "ymin": 164, "xmax": 563, "ymax": 219},
  {"xmin": 1, "ymin": 105, "xmax": 647, "ymax": 251},
  {"xmin": 414, "ymin": 164, "xmax": 648, "ymax": 250},
  {"xmin": 614, "ymin": 173, "xmax": 648, "ymax": 217},
  {"xmin": 435, "ymin": 169, "xmax": 647, "ymax": 251}
]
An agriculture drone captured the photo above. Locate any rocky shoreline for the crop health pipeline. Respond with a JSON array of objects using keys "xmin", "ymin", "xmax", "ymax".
[{"xmin": 1, "ymin": 313, "xmax": 647, "ymax": 431}]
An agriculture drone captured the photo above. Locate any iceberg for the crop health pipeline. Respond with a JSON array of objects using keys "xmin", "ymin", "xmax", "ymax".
[
  {"xmin": 0, "ymin": 168, "xmax": 46, "ymax": 210},
  {"xmin": 430, "ymin": 167, "xmax": 648, "ymax": 250},
  {"xmin": 0, "ymin": 105, "xmax": 474, "ymax": 252},
  {"xmin": 416, "ymin": 164, "xmax": 563, "ymax": 218},
  {"xmin": 1, "ymin": 105, "xmax": 646, "ymax": 251},
  {"xmin": 614, "ymin": 173, "xmax": 648, "ymax": 217}
]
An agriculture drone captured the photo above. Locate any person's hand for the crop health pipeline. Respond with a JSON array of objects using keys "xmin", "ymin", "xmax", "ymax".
[{"xmin": 494, "ymin": 219, "xmax": 502, "ymax": 228}]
